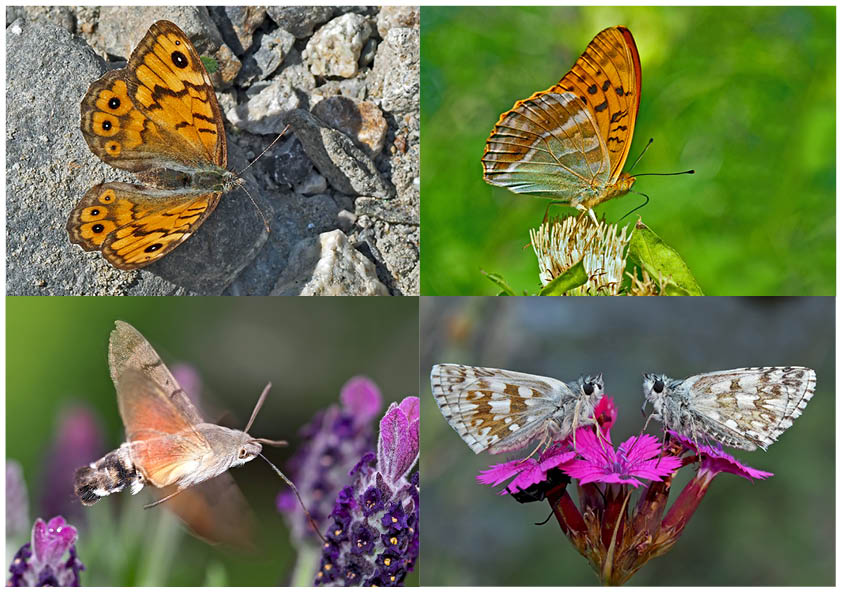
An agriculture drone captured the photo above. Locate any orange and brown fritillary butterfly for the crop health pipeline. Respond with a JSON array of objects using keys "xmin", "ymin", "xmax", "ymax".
[{"xmin": 482, "ymin": 26, "xmax": 642, "ymax": 216}]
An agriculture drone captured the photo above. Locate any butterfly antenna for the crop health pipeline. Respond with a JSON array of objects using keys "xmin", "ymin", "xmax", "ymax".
[
  {"xmin": 256, "ymin": 438, "xmax": 289, "ymax": 448},
  {"xmin": 244, "ymin": 382, "xmax": 272, "ymax": 434},
  {"xmin": 235, "ymin": 124, "xmax": 291, "ymax": 178},
  {"xmin": 258, "ymin": 452, "xmax": 327, "ymax": 544},
  {"xmin": 535, "ymin": 510, "xmax": 555, "ymax": 526},
  {"xmin": 628, "ymin": 137, "xmax": 654, "ymax": 171},
  {"xmin": 619, "ymin": 191, "xmax": 649, "ymax": 221},
  {"xmin": 238, "ymin": 181, "xmax": 271, "ymax": 234}
]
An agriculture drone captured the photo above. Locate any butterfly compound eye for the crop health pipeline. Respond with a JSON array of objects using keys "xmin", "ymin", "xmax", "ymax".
[
  {"xmin": 238, "ymin": 448, "xmax": 248, "ymax": 459},
  {"xmin": 653, "ymin": 379, "xmax": 665, "ymax": 393},
  {"xmin": 583, "ymin": 382, "xmax": 594, "ymax": 395}
]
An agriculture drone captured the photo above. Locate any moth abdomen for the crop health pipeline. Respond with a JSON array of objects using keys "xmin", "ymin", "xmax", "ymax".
[{"xmin": 74, "ymin": 445, "xmax": 145, "ymax": 506}]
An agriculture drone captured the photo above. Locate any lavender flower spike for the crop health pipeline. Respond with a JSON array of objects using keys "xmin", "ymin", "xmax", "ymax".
[
  {"xmin": 315, "ymin": 397, "xmax": 420, "ymax": 587},
  {"xmin": 8, "ymin": 516, "xmax": 84, "ymax": 586}
]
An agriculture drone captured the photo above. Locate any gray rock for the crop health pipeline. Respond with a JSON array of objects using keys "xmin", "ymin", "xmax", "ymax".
[
  {"xmin": 5, "ymin": 6, "xmax": 76, "ymax": 31},
  {"xmin": 295, "ymin": 171, "xmax": 328, "ymax": 195},
  {"xmin": 376, "ymin": 6, "xmax": 419, "ymax": 37},
  {"xmin": 286, "ymin": 109, "xmax": 393, "ymax": 199},
  {"xmin": 311, "ymin": 96, "xmax": 387, "ymax": 157},
  {"xmin": 266, "ymin": 6, "xmax": 334, "ymax": 39},
  {"xmin": 226, "ymin": 78, "xmax": 299, "ymax": 135},
  {"xmin": 369, "ymin": 27, "xmax": 419, "ymax": 117},
  {"xmin": 303, "ymin": 13, "xmax": 372, "ymax": 78},
  {"xmin": 210, "ymin": 6, "xmax": 266, "ymax": 55},
  {"xmin": 271, "ymin": 229, "xmax": 389, "ymax": 296},
  {"xmin": 252, "ymin": 27, "xmax": 295, "ymax": 80}
]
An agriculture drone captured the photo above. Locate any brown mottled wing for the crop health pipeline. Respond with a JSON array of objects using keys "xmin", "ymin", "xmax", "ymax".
[
  {"xmin": 158, "ymin": 473, "xmax": 255, "ymax": 547},
  {"xmin": 79, "ymin": 20, "xmax": 226, "ymax": 173},
  {"xmin": 108, "ymin": 320, "xmax": 204, "ymax": 425},
  {"xmin": 552, "ymin": 26, "xmax": 641, "ymax": 182},
  {"xmin": 67, "ymin": 182, "xmax": 220, "ymax": 270}
]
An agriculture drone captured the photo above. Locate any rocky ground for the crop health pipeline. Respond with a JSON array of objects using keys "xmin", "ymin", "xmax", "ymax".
[{"xmin": 6, "ymin": 6, "xmax": 419, "ymax": 295}]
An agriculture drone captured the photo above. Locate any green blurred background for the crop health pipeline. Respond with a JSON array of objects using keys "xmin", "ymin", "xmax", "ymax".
[
  {"xmin": 6, "ymin": 297, "xmax": 419, "ymax": 586},
  {"xmin": 420, "ymin": 297, "xmax": 834, "ymax": 585},
  {"xmin": 421, "ymin": 6, "xmax": 835, "ymax": 295}
]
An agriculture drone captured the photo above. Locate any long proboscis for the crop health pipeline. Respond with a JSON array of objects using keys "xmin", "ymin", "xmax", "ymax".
[{"xmin": 258, "ymin": 452, "xmax": 326, "ymax": 544}]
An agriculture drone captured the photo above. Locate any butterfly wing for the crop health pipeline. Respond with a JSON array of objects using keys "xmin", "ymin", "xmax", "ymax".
[
  {"xmin": 114, "ymin": 367, "xmax": 212, "ymax": 488},
  {"xmin": 431, "ymin": 364, "xmax": 574, "ymax": 454},
  {"xmin": 157, "ymin": 472, "xmax": 255, "ymax": 547},
  {"xmin": 79, "ymin": 20, "xmax": 226, "ymax": 173},
  {"xmin": 683, "ymin": 367, "xmax": 816, "ymax": 451},
  {"xmin": 108, "ymin": 320, "xmax": 203, "ymax": 424},
  {"xmin": 482, "ymin": 26, "xmax": 641, "ymax": 199},
  {"xmin": 66, "ymin": 182, "xmax": 221, "ymax": 270}
]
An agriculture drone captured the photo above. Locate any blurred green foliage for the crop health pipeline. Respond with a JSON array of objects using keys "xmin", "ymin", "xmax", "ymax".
[
  {"xmin": 421, "ymin": 6, "xmax": 835, "ymax": 295},
  {"xmin": 6, "ymin": 297, "xmax": 419, "ymax": 586},
  {"xmin": 420, "ymin": 296, "xmax": 834, "ymax": 585}
]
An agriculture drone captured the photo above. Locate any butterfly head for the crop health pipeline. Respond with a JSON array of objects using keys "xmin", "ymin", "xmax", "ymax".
[
  {"xmin": 578, "ymin": 373, "xmax": 605, "ymax": 404},
  {"xmin": 641, "ymin": 372, "xmax": 674, "ymax": 414}
]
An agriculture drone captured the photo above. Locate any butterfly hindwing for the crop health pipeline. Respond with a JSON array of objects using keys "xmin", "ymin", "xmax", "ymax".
[{"xmin": 67, "ymin": 182, "xmax": 220, "ymax": 270}]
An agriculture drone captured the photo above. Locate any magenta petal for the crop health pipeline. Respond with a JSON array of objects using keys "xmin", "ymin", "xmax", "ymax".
[
  {"xmin": 594, "ymin": 395, "xmax": 617, "ymax": 432},
  {"xmin": 477, "ymin": 459, "xmax": 533, "ymax": 487},
  {"xmin": 377, "ymin": 398, "xmax": 419, "ymax": 483},
  {"xmin": 340, "ymin": 376, "xmax": 383, "ymax": 423},
  {"xmin": 31, "ymin": 516, "xmax": 77, "ymax": 567},
  {"xmin": 672, "ymin": 434, "xmax": 773, "ymax": 481}
]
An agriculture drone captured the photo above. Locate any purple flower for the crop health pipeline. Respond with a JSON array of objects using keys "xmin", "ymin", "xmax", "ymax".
[
  {"xmin": 7, "ymin": 516, "xmax": 84, "ymax": 587},
  {"xmin": 561, "ymin": 432, "xmax": 682, "ymax": 487},
  {"xmin": 314, "ymin": 397, "xmax": 419, "ymax": 587},
  {"xmin": 377, "ymin": 397, "xmax": 420, "ymax": 483},
  {"xmin": 277, "ymin": 377, "xmax": 382, "ymax": 545}
]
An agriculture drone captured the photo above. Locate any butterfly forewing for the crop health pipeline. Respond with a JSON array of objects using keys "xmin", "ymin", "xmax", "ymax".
[
  {"xmin": 110, "ymin": 320, "xmax": 204, "ymax": 424},
  {"xmin": 646, "ymin": 367, "xmax": 816, "ymax": 451},
  {"xmin": 431, "ymin": 364, "xmax": 580, "ymax": 455},
  {"xmin": 482, "ymin": 26, "xmax": 641, "ymax": 207}
]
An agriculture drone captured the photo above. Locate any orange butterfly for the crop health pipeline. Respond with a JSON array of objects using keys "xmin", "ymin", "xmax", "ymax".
[{"xmin": 482, "ymin": 26, "xmax": 642, "ymax": 218}]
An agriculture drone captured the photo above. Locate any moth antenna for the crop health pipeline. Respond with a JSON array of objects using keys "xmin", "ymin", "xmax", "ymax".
[
  {"xmin": 235, "ymin": 124, "xmax": 291, "ymax": 178},
  {"xmin": 258, "ymin": 453, "xmax": 327, "ymax": 544},
  {"xmin": 244, "ymin": 383, "xmax": 272, "ymax": 434},
  {"xmin": 255, "ymin": 438, "xmax": 288, "ymax": 448}
]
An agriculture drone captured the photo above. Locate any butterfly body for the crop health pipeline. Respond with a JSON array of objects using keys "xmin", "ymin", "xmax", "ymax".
[
  {"xmin": 482, "ymin": 26, "xmax": 641, "ymax": 213},
  {"xmin": 69, "ymin": 20, "xmax": 236, "ymax": 270},
  {"xmin": 642, "ymin": 367, "xmax": 816, "ymax": 451},
  {"xmin": 431, "ymin": 364, "xmax": 604, "ymax": 454}
]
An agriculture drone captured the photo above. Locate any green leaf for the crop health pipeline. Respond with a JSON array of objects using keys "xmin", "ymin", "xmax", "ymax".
[
  {"xmin": 201, "ymin": 56, "xmax": 219, "ymax": 74},
  {"xmin": 627, "ymin": 221, "xmax": 703, "ymax": 296},
  {"xmin": 538, "ymin": 259, "xmax": 588, "ymax": 296},
  {"xmin": 481, "ymin": 270, "xmax": 516, "ymax": 296}
]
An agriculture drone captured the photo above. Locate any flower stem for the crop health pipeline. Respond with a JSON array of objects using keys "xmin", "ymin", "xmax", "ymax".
[{"xmin": 290, "ymin": 543, "xmax": 321, "ymax": 587}]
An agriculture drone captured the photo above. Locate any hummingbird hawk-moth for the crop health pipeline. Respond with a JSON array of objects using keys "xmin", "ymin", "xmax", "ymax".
[{"xmin": 74, "ymin": 321, "xmax": 316, "ymax": 545}]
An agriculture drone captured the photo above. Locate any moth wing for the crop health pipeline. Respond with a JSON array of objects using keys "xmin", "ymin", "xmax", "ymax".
[
  {"xmin": 115, "ymin": 368, "xmax": 212, "ymax": 487},
  {"xmin": 159, "ymin": 472, "xmax": 255, "ymax": 548},
  {"xmin": 431, "ymin": 364, "xmax": 572, "ymax": 454},
  {"xmin": 686, "ymin": 367, "xmax": 816, "ymax": 450},
  {"xmin": 109, "ymin": 320, "xmax": 203, "ymax": 424}
]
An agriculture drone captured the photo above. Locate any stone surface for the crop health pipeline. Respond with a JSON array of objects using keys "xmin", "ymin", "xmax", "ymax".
[
  {"xmin": 210, "ymin": 6, "xmax": 266, "ymax": 55},
  {"xmin": 303, "ymin": 13, "xmax": 372, "ymax": 78},
  {"xmin": 369, "ymin": 27, "xmax": 419, "ymax": 117},
  {"xmin": 266, "ymin": 6, "xmax": 334, "ymax": 39},
  {"xmin": 376, "ymin": 6, "xmax": 419, "ymax": 37},
  {"xmin": 271, "ymin": 229, "xmax": 389, "ymax": 296},
  {"xmin": 311, "ymin": 96, "xmax": 387, "ymax": 157},
  {"xmin": 286, "ymin": 109, "xmax": 393, "ymax": 199},
  {"xmin": 226, "ymin": 78, "xmax": 299, "ymax": 135}
]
